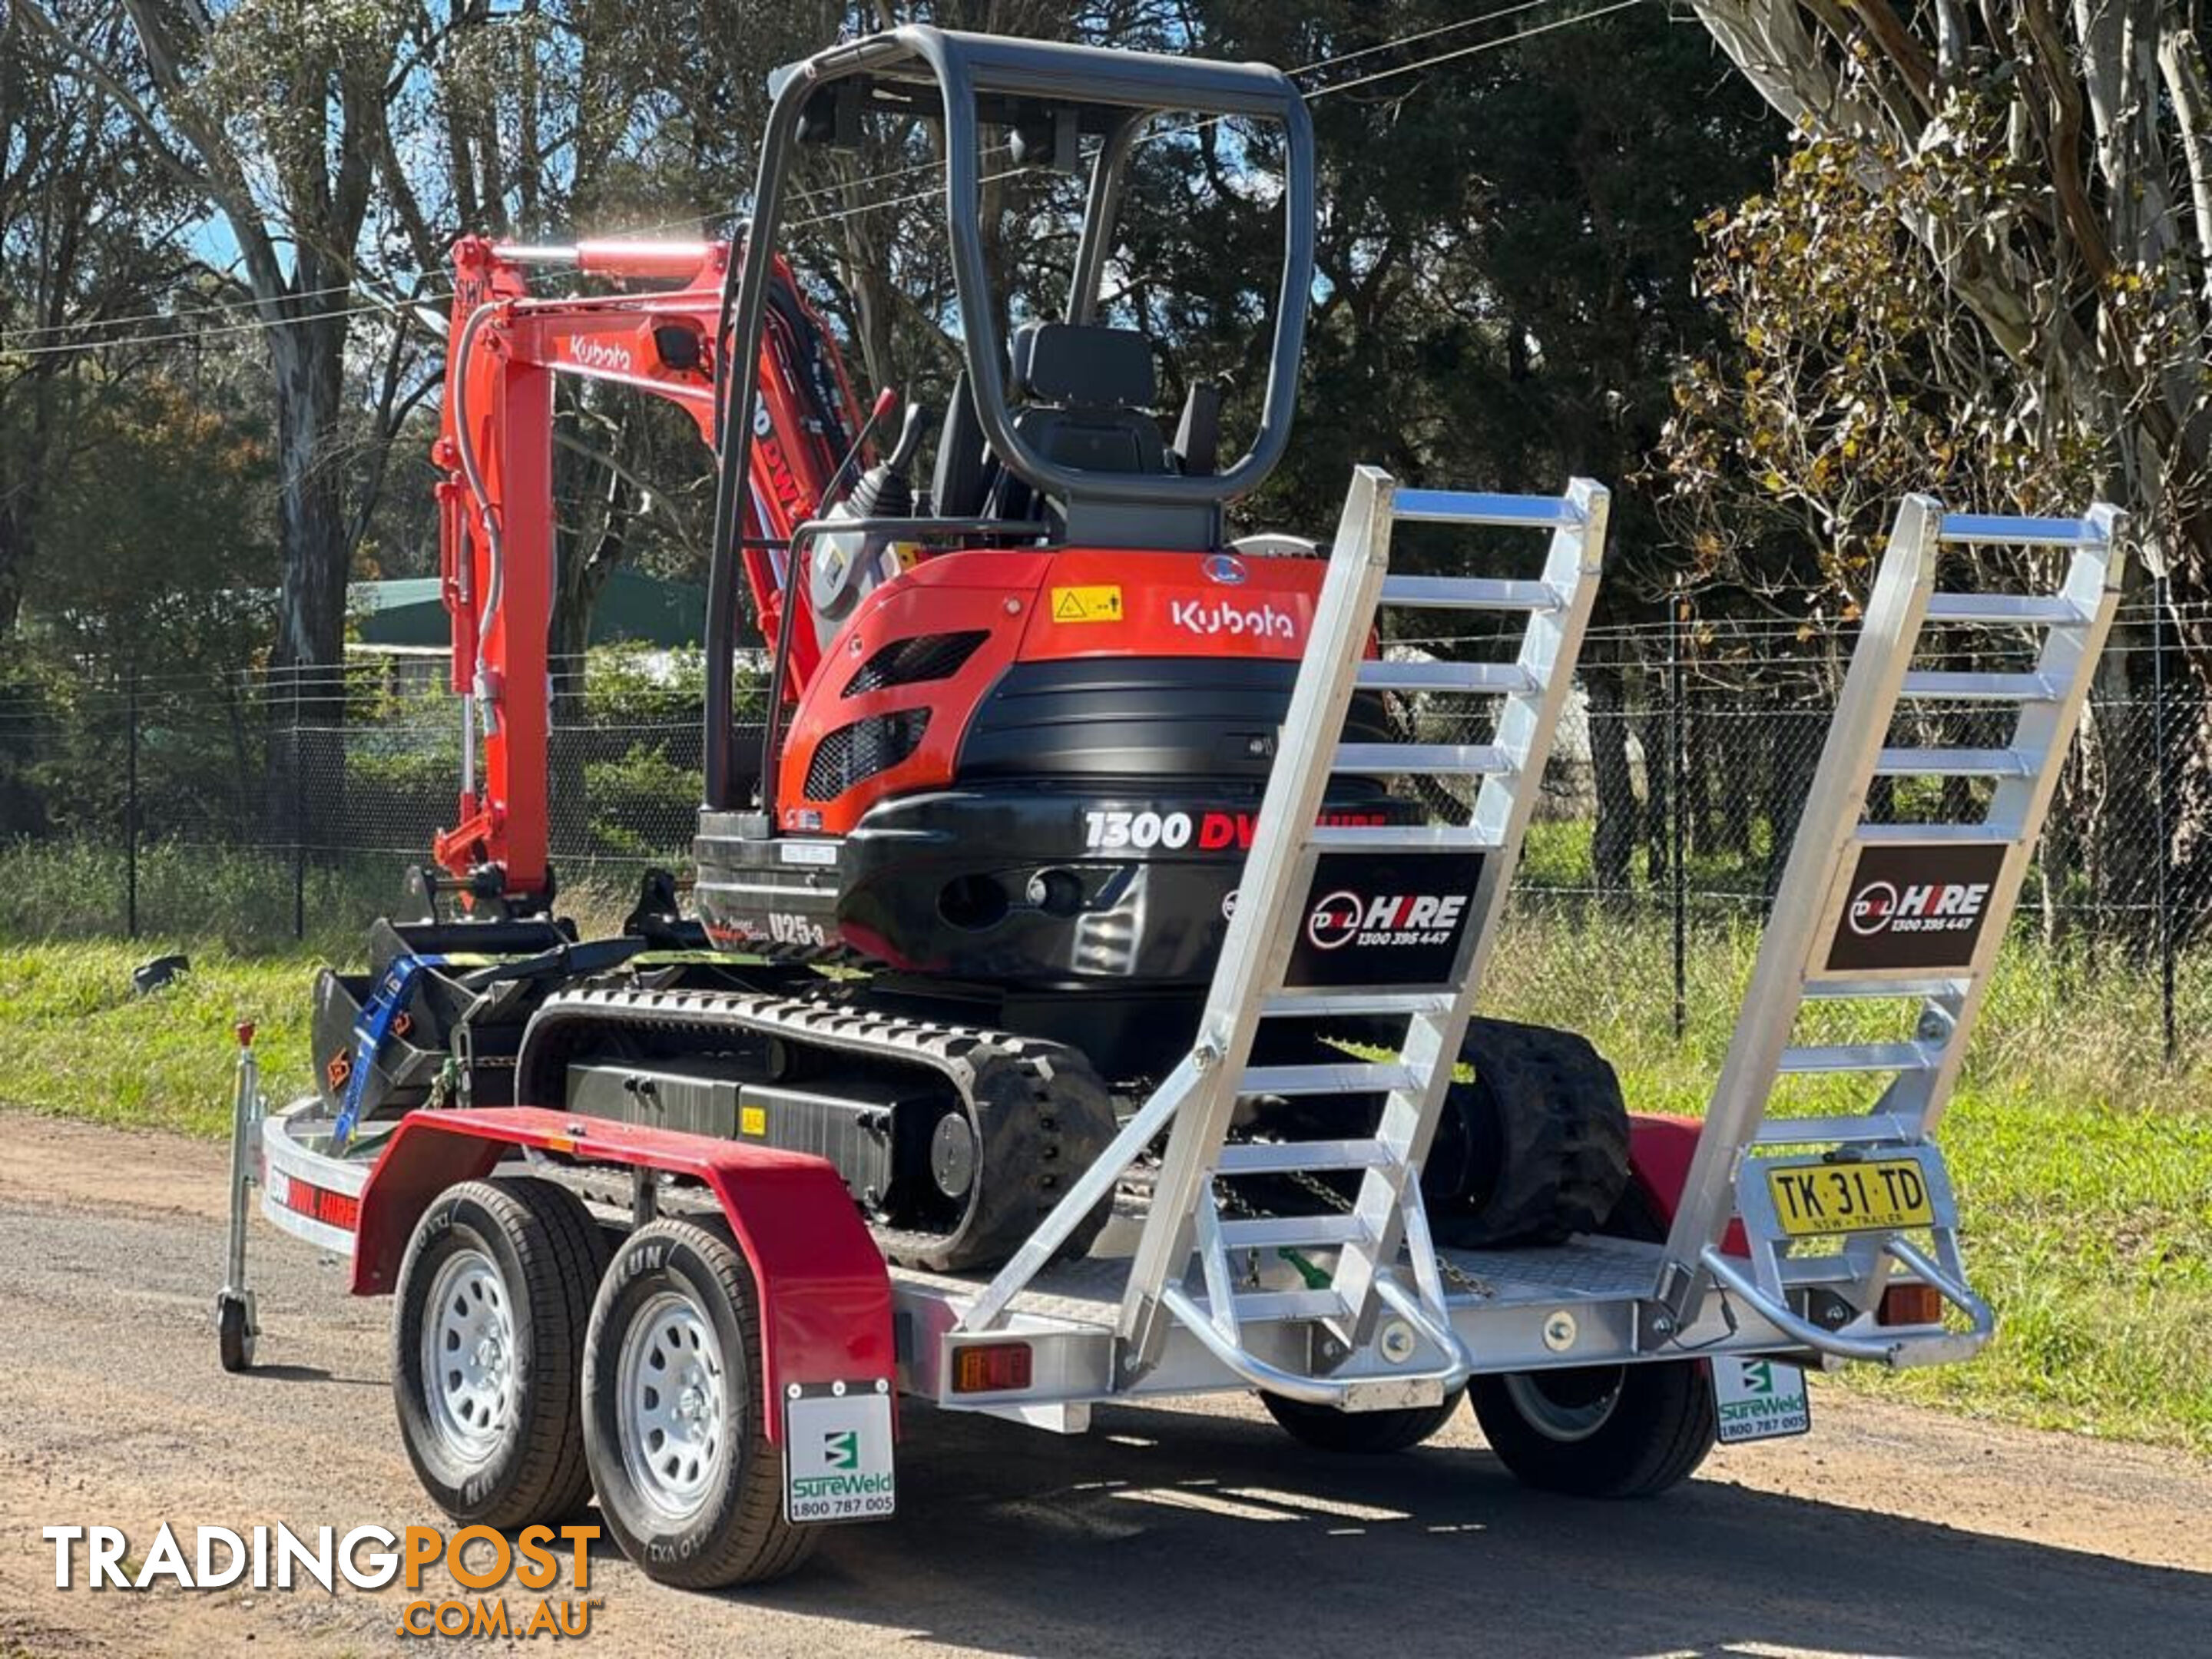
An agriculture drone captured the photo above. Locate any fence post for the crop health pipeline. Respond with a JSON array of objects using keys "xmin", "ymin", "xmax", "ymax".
[
  {"xmin": 1670, "ymin": 579, "xmax": 1687, "ymax": 1043},
  {"xmin": 2154, "ymin": 574, "xmax": 2176, "ymax": 1067},
  {"xmin": 125, "ymin": 664, "xmax": 140, "ymax": 939}
]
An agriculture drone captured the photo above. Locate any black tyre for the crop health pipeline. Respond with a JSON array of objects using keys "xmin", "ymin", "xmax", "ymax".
[
  {"xmin": 1261, "ymin": 1389, "xmax": 1464, "ymax": 1453},
  {"xmin": 1468, "ymin": 1183, "xmax": 1717, "ymax": 1498},
  {"xmin": 392, "ymin": 1177, "xmax": 608, "ymax": 1528},
  {"xmin": 1426, "ymin": 1017, "xmax": 1630, "ymax": 1248},
  {"xmin": 581, "ymin": 1218, "xmax": 817, "ymax": 1588},
  {"xmin": 217, "ymin": 1294, "xmax": 254, "ymax": 1373}
]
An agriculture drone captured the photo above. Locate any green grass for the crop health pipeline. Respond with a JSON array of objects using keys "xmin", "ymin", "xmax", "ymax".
[
  {"xmin": 1488, "ymin": 903, "xmax": 2212, "ymax": 1453},
  {"xmin": 2, "ymin": 896, "xmax": 2206, "ymax": 1453},
  {"xmin": 0, "ymin": 939, "xmax": 320, "ymax": 1135}
]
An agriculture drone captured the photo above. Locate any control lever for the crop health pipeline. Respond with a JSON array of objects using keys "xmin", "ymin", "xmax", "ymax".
[{"xmin": 811, "ymin": 401, "xmax": 935, "ymax": 632}]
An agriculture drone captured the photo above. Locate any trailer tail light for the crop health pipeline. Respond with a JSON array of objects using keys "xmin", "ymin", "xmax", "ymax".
[
  {"xmin": 952, "ymin": 1342, "xmax": 1033, "ymax": 1394},
  {"xmin": 1880, "ymin": 1282, "xmax": 1943, "ymax": 1326}
]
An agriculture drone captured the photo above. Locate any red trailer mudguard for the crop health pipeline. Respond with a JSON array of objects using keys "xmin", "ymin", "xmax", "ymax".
[{"xmin": 349, "ymin": 1107, "xmax": 894, "ymax": 1439}]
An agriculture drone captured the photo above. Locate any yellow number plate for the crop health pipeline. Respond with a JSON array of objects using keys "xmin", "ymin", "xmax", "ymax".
[{"xmin": 1763, "ymin": 1157, "xmax": 1935, "ymax": 1237}]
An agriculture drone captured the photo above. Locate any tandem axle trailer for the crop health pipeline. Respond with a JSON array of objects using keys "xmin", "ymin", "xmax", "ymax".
[{"xmin": 219, "ymin": 470, "xmax": 2121, "ymax": 1586}]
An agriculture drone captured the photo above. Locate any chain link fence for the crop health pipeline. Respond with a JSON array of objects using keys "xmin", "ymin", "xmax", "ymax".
[{"xmin": 4, "ymin": 615, "xmax": 2207, "ymax": 1064}]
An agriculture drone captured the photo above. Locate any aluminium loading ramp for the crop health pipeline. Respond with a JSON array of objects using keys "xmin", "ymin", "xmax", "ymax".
[{"xmin": 889, "ymin": 482, "xmax": 2125, "ymax": 1426}]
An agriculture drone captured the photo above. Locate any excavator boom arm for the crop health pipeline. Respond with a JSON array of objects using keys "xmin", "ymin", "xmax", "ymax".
[{"xmin": 430, "ymin": 234, "xmax": 862, "ymax": 906}]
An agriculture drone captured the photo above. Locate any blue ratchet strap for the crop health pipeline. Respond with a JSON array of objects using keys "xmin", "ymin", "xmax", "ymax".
[{"xmin": 333, "ymin": 954, "xmax": 443, "ymax": 1151}]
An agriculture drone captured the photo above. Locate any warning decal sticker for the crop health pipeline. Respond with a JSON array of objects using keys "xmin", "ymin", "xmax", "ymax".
[{"xmin": 1050, "ymin": 584, "xmax": 1124, "ymax": 624}]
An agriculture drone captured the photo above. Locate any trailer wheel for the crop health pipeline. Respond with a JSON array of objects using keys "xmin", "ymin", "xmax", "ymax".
[
  {"xmin": 1260, "ymin": 1389, "xmax": 1464, "ymax": 1453},
  {"xmin": 392, "ymin": 1178, "xmax": 607, "ymax": 1528},
  {"xmin": 216, "ymin": 1293, "xmax": 255, "ymax": 1373},
  {"xmin": 1466, "ymin": 1183, "xmax": 1715, "ymax": 1497},
  {"xmin": 581, "ymin": 1218, "xmax": 817, "ymax": 1588}
]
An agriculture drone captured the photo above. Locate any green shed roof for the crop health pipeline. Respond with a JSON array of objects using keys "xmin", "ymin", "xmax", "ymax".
[{"xmin": 349, "ymin": 568, "xmax": 705, "ymax": 649}]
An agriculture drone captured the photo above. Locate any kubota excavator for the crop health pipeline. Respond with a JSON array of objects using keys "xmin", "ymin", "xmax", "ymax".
[{"xmin": 312, "ymin": 27, "xmax": 1628, "ymax": 1275}]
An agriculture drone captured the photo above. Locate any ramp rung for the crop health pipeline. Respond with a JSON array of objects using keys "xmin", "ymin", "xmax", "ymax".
[
  {"xmin": 1380, "ymin": 575, "xmax": 1563, "ymax": 613},
  {"xmin": 1874, "ymin": 747, "xmax": 2035, "ymax": 779},
  {"xmin": 1899, "ymin": 670, "xmax": 2060, "ymax": 703},
  {"xmin": 1239, "ymin": 1062, "xmax": 1420, "ymax": 1098},
  {"xmin": 1219, "ymin": 1214, "xmax": 1371, "ymax": 1250},
  {"xmin": 1229, "ymin": 1288, "xmax": 1350, "ymax": 1323},
  {"xmin": 1925, "ymin": 593, "xmax": 2089, "ymax": 625},
  {"xmin": 1217, "ymin": 1139, "xmax": 1394, "ymax": 1175},
  {"xmin": 1853, "ymin": 823, "xmax": 2017, "ymax": 846},
  {"xmin": 1936, "ymin": 514, "xmax": 2097, "ymax": 548},
  {"xmin": 1356, "ymin": 661, "xmax": 1538, "ymax": 694},
  {"xmin": 1802, "ymin": 975, "xmax": 1967, "ymax": 1002},
  {"xmin": 1777, "ymin": 1041, "xmax": 1939, "ymax": 1075},
  {"xmin": 1754, "ymin": 1114, "xmax": 1925, "ymax": 1147},
  {"xmin": 1333, "ymin": 742, "xmax": 1513, "ymax": 777},
  {"xmin": 1260, "ymin": 989, "xmax": 1459, "ymax": 1018},
  {"xmin": 1391, "ymin": 489, "xmax": 1581, "ymax": 528},
  {"xmin": 1306, "ymin": 823, "xmax": 1499, "ymax": 853}
]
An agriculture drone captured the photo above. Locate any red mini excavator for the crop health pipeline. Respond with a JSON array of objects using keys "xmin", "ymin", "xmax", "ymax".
[{"xmin": 314, "ymin": 28, "xmax": 1627, "ymax": 1275}]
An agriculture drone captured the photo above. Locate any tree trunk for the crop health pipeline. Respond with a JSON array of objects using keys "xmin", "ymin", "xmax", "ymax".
[
  {"xmin": 268, "ymin": 319, "xmax": 352, "ymax": 674},
  {"xmin": 547, "ymin": 427, "xmax": 636, "ymax": 869},
  {"xmin": 266, "ymin": 319, "xmax": 353, "ymax": 849},
  {"xmin": 1637, "ymin": 678, "xmax": 1670, "ymax": 886},
  {"xmin": 1587, "ymin": 663, "xmax": 1637, "ymax": 900},
  {"xmin": 1763, "ymin": 706, "xmax": 1820, "ymax": 893},
  {"xmin": 0, "ymin": 498, "xmax": 31, "ymax": 637}
]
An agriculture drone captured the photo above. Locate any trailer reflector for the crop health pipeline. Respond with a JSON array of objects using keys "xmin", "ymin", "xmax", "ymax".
[
  {"xmin": 1879, "ymin": 1282, "xmax": 1943, "ymax": 1326},
  {"xmin": 952, "ymin": 1342, "xmax": 1033, "ymax": 1394}
]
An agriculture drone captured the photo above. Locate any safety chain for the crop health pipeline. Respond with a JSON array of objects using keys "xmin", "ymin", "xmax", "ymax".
[{"xmin": 1212, "ymin": 1157, "xmax": 1496, "ymax": 1301}]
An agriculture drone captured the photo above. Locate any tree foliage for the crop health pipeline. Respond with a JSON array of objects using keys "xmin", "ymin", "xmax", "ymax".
[
  {"xmin": 1694, "ymin": 0, "xmax": 2212, "ymax": 627},
  {"xmin": 1659, "ymin": 138, "xmax": 2103, "ymax": 620}
]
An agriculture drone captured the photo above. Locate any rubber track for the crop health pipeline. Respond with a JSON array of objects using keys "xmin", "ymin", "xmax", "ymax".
[{"xmin": 515, "ymin": 986, "xmax": 1117, "ymax": 1273}]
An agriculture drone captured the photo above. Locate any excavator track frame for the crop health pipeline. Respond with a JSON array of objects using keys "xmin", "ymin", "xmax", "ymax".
[{"xmin": 515, "ymin": 985, "xmax": 1119, "ymax": 1272}]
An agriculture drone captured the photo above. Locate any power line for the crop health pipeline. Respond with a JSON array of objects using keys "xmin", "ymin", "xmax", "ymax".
[
  {"xmin": 776, "ymin": 0, "xmax": 1578, "ymax": 217},
  {"xmin": 790, "ymin": 0, "xmax": 1647, "ymax": 231},
  {"xmin": 1315, "ymin": 0, "xmax": 1643, "ymax": 97},
  {"xmin": 2, "ymin": 0, "xmax": 1649, "ymax": 356},
  {"xmin": 0, "ymin": 291, "xmax": 445, "ymax": 359}
]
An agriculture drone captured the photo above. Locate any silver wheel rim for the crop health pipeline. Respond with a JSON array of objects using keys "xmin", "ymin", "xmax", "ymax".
[
  {"xmin": 422, "ymin": 1247, "xmax": 516, "ymax": 1465},
  {"xmin": 615, "ymin": 1288, "xmax": 730, "ymax": 1522},
  {"xmin": 1503, "ymin": 1368, "xmax": 1624, "ymax": 1443}
]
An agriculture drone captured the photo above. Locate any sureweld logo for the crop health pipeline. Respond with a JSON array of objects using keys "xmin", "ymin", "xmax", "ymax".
[{"xmin": 42, "ymin": 1522, "xmax": 602, "ymax": 1639}]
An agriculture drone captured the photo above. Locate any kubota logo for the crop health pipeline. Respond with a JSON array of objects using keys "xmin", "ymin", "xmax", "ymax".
[
  {"xmin": 1846, "ymin": 879, "xmax": 1991, "ymax": 937},
  {"xmin": 566, "ymin": 335, "xmax": 634, "ymax": 373},
  {"xmin": 1168, "ymin": 598, "xmax": 1296, "ymax": 641},
  {"xmin": 1306, "ymin": 891, "xmax": 1469, "ymax": 951}
]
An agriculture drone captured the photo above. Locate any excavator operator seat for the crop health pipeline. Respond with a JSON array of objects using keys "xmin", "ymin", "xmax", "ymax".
[{"xmin": 1008, "ymin": 320, "xmax": 1169, "ymax": 476}]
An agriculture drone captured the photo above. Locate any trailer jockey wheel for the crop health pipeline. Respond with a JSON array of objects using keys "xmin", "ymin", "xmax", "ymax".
[
  {"xmin": 581, "ymin": 1219, "xmax": 818, "ymax": 1588},
  {"xmin": 216, "ymin": 1292, "xmax": 256, "ymax": 1373},
  {"xmin": 391, "ymin": 1179, "xmax": 608, "ymax": 1528},
  {"xmin": 1466, "ymin": 1184, "xmax": 1717, "ymax": 1498}
]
